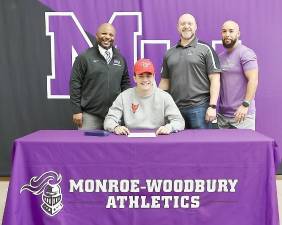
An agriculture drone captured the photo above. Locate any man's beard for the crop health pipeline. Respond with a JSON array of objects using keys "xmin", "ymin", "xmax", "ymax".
[
  {"xmin": 97, "ymin": 38, "xmax": 114, "ymax": 49},
  {"xmin": 181, "ymin": 30, "xmax": 195, "ymax": 41},
  {"xmin": 222, "ymin": 38, "xmax": 237, "ymax": 49}
]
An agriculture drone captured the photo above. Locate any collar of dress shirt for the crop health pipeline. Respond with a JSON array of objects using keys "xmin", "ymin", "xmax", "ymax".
[{"xmin": 98, "ymin": 45, "xmax": 113, "ymax": 59}]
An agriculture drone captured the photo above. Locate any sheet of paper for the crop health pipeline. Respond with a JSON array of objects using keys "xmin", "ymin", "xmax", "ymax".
[{"xmin": 127, "ymin": 132, "xmax": 156, "ymax": 138}]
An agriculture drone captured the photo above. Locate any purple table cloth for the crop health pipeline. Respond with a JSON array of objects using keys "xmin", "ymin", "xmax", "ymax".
[{"xmin": 3, "ymin": 129, "xmax": 281, "ymax": 225}]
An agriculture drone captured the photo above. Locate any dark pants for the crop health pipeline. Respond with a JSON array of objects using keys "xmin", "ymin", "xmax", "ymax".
[{"xmin": 180, "ymin": 102, "xmax": 214, "ymax": 129}]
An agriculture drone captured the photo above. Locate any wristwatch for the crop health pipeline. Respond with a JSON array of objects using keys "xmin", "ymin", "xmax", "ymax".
[
  {"xmin": 242, "ymin": 100, "xmax": 250, "ymax": 108},
  {"xmin": 208, "ymin": 104, "xmax": 216, "ymax": 109}
]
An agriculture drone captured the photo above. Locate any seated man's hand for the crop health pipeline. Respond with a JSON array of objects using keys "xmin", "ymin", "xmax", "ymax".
[
  {"xmin": 73, "ymin": 113, "xmax": 83, "ymax": 128},
  {"xmin": 114, "ymin": 126, "xmax": 130, "ymax": 135},
  {"xmin": 156, "ymin": 126, "xmax": 172, "ymax": 135}
]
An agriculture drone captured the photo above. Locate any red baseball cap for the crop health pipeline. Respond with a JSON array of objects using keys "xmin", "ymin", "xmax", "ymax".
[{"xmin": 134, "ymin": 59, "xmax": 155, "ymax": 75}]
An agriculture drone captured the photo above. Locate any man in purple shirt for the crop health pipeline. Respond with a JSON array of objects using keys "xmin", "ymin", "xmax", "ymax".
[{"xmin": 218, "ymin": 20, "xmax": 259, "ymax": 130}]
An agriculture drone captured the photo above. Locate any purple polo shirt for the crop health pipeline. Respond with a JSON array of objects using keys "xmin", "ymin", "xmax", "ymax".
[{"xmin": 218, "ymin": 43, "xmax": 258, "ymax": 117}]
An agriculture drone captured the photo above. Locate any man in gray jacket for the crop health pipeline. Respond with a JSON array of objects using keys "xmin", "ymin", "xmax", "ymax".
[
  {"xmin": 70, "ymin": 23, "xmax": 130, "ymax": 130},
  {"xmin": 104, "ymin": 59, "xmax": 185, "ymax": 135}
]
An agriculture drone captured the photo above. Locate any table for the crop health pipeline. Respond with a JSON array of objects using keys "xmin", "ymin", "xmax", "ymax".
[{"xmin": 3, "ymin": 130, "xmax": 281, "ymax": 225}]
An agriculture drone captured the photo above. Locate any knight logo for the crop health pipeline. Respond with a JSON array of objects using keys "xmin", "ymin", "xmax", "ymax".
[{"xmin": 20, "ymin": 171, "xmax": 63, "ymax": 216}]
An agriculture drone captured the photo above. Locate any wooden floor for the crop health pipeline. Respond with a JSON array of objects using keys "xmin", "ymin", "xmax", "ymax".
[{"xmin": 1, "ymin": 176, "xmax": 282, "ymax": 225}]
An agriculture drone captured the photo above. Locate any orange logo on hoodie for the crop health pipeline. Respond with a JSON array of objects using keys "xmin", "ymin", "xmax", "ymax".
[{"xmin": 131, "ymin": 103, "xmax": 139, "ymax": 113}]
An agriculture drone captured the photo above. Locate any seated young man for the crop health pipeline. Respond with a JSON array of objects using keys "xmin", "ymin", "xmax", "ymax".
[{"xmin": 104, "ymin": 58, "xmax": 185, "ymax": 135}]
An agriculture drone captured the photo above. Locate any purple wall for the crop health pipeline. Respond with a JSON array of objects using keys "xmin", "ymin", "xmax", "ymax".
[{"xmin": 41, "ymin": 0, "xmax": 282, "ymax": 149}]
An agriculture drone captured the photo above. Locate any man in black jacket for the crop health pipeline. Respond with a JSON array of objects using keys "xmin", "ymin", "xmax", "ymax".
[{"xmin": 70, "ymin": 23, "xmax": 131, "ymax": 130}]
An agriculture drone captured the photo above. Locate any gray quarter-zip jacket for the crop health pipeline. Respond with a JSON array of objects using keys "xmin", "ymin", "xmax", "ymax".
[{"xmin": 70, "ymin": 44, "xmax": 131, "ymax": 119}]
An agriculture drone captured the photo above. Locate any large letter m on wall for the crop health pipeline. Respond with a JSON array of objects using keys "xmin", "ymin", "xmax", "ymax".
[{"xmin": 45, "ymin": 11, "xmax": 170, "ymax": 99}]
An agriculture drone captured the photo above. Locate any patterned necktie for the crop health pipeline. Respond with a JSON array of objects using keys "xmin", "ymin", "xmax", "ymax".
[{"xmin": 105, "ymin": 50, "xmax": 111, "ymax": 64}]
